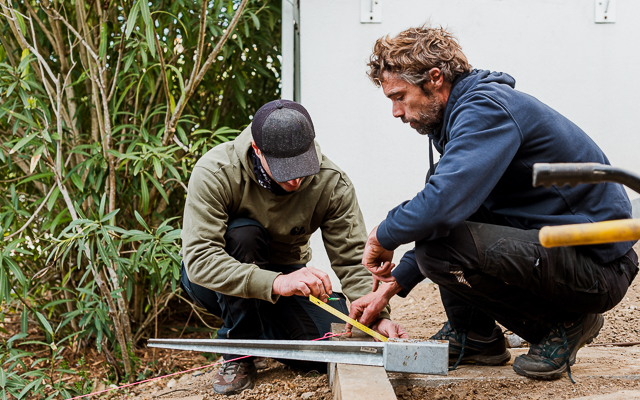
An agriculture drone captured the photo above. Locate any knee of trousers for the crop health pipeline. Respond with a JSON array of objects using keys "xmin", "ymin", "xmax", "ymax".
[
  {"xmin": 414, "ymin": 223, "xmax": 478, "ymax": 281},
  {"xmin": 224, "ymin": 220, "xmax": 270, "ymax": 264},
  {"xmin": 415, "ymin": 238, "xmax": 449, "ymax": 280}
]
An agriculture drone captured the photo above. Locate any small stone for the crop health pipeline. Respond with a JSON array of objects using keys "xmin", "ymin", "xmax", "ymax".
[
  {"xmin": 166, "ymin": 378, "xmax": 177, "ymax": 388},
  {"xmin": 302, "ymin": 392, "xmax": 314, "ymax": 399},
  {"xmin": 506, "ymin": 333, "xmax": 525, "ymax": 348}
]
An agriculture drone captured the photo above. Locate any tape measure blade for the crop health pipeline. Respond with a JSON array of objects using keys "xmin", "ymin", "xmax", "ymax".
[{"xmin": 308, "ymin": 295, "xmax": 387, "ymax": 342}]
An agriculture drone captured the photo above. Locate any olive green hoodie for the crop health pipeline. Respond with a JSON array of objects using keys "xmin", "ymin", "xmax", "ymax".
[{"xmin": 182, "ymin": 126, "xmax": 389, "ymax": 318}]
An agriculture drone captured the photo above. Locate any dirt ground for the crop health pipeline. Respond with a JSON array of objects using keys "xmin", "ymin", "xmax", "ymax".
[
  {"xmin": 112, "ymin": 270, "xmax": 640, "ymax": 400},
  {"xmin": 43, "ymin": 244, "xmax": 638, "ymax": 400}
]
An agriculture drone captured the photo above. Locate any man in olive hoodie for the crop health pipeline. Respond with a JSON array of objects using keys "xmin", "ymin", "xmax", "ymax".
[{"xmin": 181, "ymin": 100, "xmax": 407, "ymax": 395}]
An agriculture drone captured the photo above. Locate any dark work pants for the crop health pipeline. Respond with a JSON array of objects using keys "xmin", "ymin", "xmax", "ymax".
[
  {"xmin": 416, "ymin": 220, "xmax": 638, "ymax": 343},
  {"xmin": 180, "ymin": 218, "xmax": 348, "ymax": 371}
]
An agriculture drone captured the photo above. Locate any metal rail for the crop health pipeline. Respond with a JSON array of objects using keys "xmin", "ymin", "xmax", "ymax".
[{"xmin": 148, "ymin": 338, "xmax": 449, "ymax": 375}]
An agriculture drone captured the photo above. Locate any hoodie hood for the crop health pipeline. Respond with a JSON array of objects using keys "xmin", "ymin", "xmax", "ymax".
[{"xmin": 430, "ymin": 69, "xmax": 516, "ymax": 153}]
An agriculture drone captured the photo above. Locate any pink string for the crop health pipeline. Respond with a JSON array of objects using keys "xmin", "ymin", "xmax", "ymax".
[{"xmin": 69, "ymin": 331, "xmax": 349, "ymax": 400}]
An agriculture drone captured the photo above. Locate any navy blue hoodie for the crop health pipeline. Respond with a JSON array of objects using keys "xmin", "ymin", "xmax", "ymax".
[{"xmin": 380, "ymin": 70, "xmax": 633, "ymax": 294}]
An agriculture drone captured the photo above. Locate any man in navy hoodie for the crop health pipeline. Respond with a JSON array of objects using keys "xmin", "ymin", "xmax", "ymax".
[{"xmin": 348, "ymin": 25, "xmax": 639, "ymax": 381}]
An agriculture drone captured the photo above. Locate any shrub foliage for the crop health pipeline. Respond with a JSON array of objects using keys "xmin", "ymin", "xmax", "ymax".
[{"xmin": 0, "ymin": 0, "xmax": 281, "ymax": 397}]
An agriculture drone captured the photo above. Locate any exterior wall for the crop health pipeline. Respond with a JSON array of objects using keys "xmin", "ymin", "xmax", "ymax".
[{"xmin": 293, "ymin": 0, "xmax": 640, "ymax": 289}]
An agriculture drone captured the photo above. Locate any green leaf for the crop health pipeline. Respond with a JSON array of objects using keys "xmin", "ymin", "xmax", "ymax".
[
  {"xmin": 126, "ymin": 0, "xmax": 141, "ymax": 39},
  {"xmin": 250, "ymin": 12, "xmax": 260, "ymax": 30},
  {"xmin": 15, "ymin": 15, "xmax": 27, "ymax": 39},
  {"xmin": 21, "ymin": 308, "xmax": 28, "ymax": 334},
  {"xmin": 152, "ymin": 157, "xmax": 163, "ymax": 178},
  {"xmin": 18, "ymin": 377, "xmax": 43, "ymax": 400},
  {"xmin": 165, "ymin": 65, "xmax": 185, "ymax": 95},
  {"xmin": 34, "ymin": 311, "xmax": 54, "ymax": 335},
  {"xmin": 70, "ymin": 174, "xmax": 83, "ymax": 192},
  {"xmin": 146, "ymin": 24, "xmax": 156, "ymax": 58},
  {"xmin": 10, "ymin": 131, "xmax": 38, "ymax": 154},
  {"xmin": 134, "ymin": 210, "xmax": 150, "ymax": 231},
  {"xmin": 42, "ymin": 129, "xmax": 52, "ymax": 143},
  {"xmin": 144, "ymin": 171, "xmax": 169, "ymax": 204},
  {"xmin": 100, "ymin": 209, "xmax": 120, "ymax": 223},
  {"xmin": 47, "ymin": 187, "xmax": 60, "ymax": 211},
  {"xmin": 169, "ymin": 93, "xmax": 176, "ymax": 114},
  {"xmin": 140, "ymin": 0, "xmax": 155, "ymax": 58},
  {"xmin": 140, "ymin": 174, "xmax": 149, "ymax": 214},
  {"xmin": 99, "ymin": 193, "xmax": 107, "ymax": 219},
  {"xmin": 140, "ymin": 0, "xmax": 151, "ymax": 27},
  {"xmin": 42, "ymin": 299, "xmax": 73, "ymax": 309},
  {"xmin": 16, "ymin": 172, "xmax": 54, "ymax": 186},
  {"xmin": 99, "ymin": 23, "xmax": 108, "ymax": 60}
]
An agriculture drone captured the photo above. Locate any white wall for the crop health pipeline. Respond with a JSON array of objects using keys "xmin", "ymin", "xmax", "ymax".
[{"xmin": 296, "ymin": 0, "xmax": 640, "ymax": 289}]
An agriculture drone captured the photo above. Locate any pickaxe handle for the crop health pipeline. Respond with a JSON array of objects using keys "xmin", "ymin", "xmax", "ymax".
[{"xmin": 539, "ymin": 219, "xmax": 640, "ymax": 247}]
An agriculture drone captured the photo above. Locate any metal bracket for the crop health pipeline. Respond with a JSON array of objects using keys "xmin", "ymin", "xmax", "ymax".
[
  {"xmin": 595, "ymin": 0, "xmax": 616, "ymax": 23},
  {"xmin": 148, "ymin": 338, "xmax": 448, "ymax": 375},
  {"xmin": 360, "ymin": 0, "xmax": 382, "ymax": 24}
]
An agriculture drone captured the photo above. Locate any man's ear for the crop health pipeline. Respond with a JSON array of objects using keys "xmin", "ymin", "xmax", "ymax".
[
  {"xmin": 428, "ymin": 68, "xmax": 443, "ymax": 89},
  {"xmin": 251, "ymin": 140, "xmax": 261, "ymax": 155}
]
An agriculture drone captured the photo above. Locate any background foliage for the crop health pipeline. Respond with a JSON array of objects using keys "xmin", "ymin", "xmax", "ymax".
[{"xmin": 0, "ymin": 0, "xmax": 281, "ymax": 397}]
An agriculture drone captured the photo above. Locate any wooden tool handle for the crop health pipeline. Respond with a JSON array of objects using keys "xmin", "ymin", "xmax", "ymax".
[{"xmin": 539, "ymin": 219, "xmax": 640, "ymax": 247}]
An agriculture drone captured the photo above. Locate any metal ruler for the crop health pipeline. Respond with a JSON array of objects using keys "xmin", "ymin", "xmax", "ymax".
[
  {"xmin": 148, "ymin": 338, "xmax": 449, "ymax": 375},
  {"xmin": 308, "ymin": 295, "xmax": 388, "ymax": 342}
]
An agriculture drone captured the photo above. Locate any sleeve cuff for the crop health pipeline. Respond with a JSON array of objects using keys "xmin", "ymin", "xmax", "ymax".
[
  {"xmin": 246, "ymin": 267, "xmax": 282, "ymax": 303},
  {"xmin": 391, "ymin": 249, "xmax": 425, "ymax": 298},
  {"xmin": 377, "ymin": 220, "xmax": 399, "ymax": 251}
]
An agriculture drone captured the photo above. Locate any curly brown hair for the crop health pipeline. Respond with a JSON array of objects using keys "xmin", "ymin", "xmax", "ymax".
[{"xmin": 368, "ymin": 24, "xmax": 472, "ymax": 87}]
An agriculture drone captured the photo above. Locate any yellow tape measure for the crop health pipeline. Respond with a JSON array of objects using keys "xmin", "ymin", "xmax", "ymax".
[{"xmin": 308, "ymin": 295, "xmax": 387, "ymax": 342}]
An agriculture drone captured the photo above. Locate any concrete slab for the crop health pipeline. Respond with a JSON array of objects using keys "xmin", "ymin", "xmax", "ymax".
[
  {"xmin": 333, "ymin": 364, "xmax": 397, "ymax": 400},
  {"xmin": 568, "ymin": 390, "xmax": 640, "ymax": 399},
  {"xmin": 388, "ymin": 346, "xmax": 640, "ymax": 388},
  {"xmin": 329, "ymin": 323, "xmax": 397, "ymax": 400}
]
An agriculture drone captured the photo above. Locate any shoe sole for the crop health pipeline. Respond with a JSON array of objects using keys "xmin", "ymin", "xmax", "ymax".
[
  {"xmin": 212, "ymin": 371, "xmax": 257, "ymax": 395},
  {"xmin": 450, "ymin": 349, "xmax": 512, "ymax": 366},
  {"xmin": 513, "ymin": 314, "xmax": 604, "ymax": 380}
]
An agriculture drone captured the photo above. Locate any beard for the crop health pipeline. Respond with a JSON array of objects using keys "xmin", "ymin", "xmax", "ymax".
[{"xmin": 401, "ymin": 96, "xmax": 444, "ymax": 136}]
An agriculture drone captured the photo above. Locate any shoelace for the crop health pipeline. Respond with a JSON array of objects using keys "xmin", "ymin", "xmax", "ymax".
[
  {"xmin": 560, "ymin": 325, "xmax": 575, "ymax": 384},
  {"xmin": 220, "ymin": 362, "xmax": 242, "ymax": 375},
  {"xmin": 449, "ymin": 331, "xmax": 466, "ymax": 371},
  {"xmin": 539, "ymin": 325, "xmax": 575, "ymax": 384}
]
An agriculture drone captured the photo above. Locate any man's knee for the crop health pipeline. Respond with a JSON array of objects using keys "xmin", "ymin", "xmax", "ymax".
[
  {"xmin": 224, "ymin": 219, "xmax": 270, "ymax": 265},
  {"xmin": 414, "ymin": 223, "xmax": 479, "ymax": 278}
]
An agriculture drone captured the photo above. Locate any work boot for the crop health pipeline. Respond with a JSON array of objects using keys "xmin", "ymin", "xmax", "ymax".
[
  {"xmin": 512, "ymin": 314, "xmax": 603, "ymax": 382},
  {"xmin": 431, "ymin": 321, "xmax": 511, "ymax": 370},
  {"xmin": 212, "ymin": 360, "xmax": 257, "ymax": 395}
]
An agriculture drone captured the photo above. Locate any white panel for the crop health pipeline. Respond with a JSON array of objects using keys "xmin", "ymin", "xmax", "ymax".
[{"xmin": 281, "ymin": 0, "xmax": 295, "ymax": 100}]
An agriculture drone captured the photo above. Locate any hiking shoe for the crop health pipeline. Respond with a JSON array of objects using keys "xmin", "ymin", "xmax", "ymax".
[
  {"xmin": 431, "ymin": 321, "xmax": 511, "ymax": 369},
  {"xmin": 212, "ymin": 360, "xmax": 257, "ymax": 395},
  {"xmin": 512, "ymin": 313, "xmax": 604, "ymax": 382}
]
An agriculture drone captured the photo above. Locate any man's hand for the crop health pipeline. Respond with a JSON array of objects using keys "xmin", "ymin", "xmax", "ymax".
[
  {"xmin": 272, "ymin": 266, "xmax": 332, "ymax": 300},
  {"xmin": 371, "ymin": 318, "xmax": 410, "ymax": 339},
  {"xmin": 346, "ymin": 278, "xmax": 403, "ymax": 330},
  {"xmin": 363, "ymin": 225, "xmax": 395, "ymax": 291}
]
